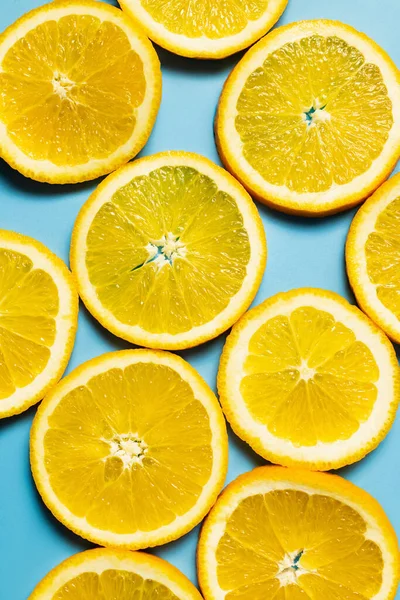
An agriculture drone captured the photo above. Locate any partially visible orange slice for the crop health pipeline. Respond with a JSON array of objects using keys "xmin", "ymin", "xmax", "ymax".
[
  {"xmin": 30, "ymin": 548, "xmax": 202, "ymax": 599},
  {"xmin": 347, "ymin": 173, "xmax": 400, "ymax": 343},
  {"xmin": 0, "ymin": 229, "xmax": 77, "ymax": 418},
  {"xmin": 119, "ymin": 0, "xmax": 288, "ymax": 59},
  {"xmin": 198, "ymin": 467, "xmax": 400, "ymax": 600}
]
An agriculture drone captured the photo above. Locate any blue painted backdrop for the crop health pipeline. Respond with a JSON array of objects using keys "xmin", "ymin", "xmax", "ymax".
[{"xmin": 0, "ymin": 0, "xmax": 399, "ymax": 597}]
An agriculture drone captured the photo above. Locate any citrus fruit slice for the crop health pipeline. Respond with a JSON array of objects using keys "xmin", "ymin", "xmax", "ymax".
[
  {"xmin": 70, "ymin": 151, "xmax": 266, "ymax": 350},
  {"xmin": 347, "ymin": 173, "xmax": 400, "ymax": 344},
  {"xmin": 119, "ymin": 0, "xmax": 288, "ymax": 59},
  {"xmin": 0, "ymin": 230, "xmax": 78, "ymax": 418},
  {"xmin": 216, "ymin": 20, "xmax": 400, "ymax": 216},
  {"xmin": 218, "ymin": 288, "xmax": 400, "ymax": 470},
  {"xmin": 30, "ymin": 349, "xmax": 228, "ymax": 549},
  {"xmin": 198, "ymin": 466, "xmax": 400, "ymax": 600},
  {"xmin": 30, "ymin": 548, "xmax": 202, "ymax": 600},
  {"xmin": 0, "ymin": 0, "xmax": 161, "ymax": 184}
]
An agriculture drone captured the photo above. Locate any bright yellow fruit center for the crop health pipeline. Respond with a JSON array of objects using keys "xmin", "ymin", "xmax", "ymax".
[
  {"xmin": 366, "ymin": 196, "xmax": 400, "ymax": 317},
  {"xmin": 236, "ymin": 35, "xmax": 393, "ymax": 193},
  {"xmin": 242, "ymin": 306, "xmax": 379, "ymax": 445},
  {"xmin": 53, "ymin": 569, "xmax": 179, "ymax": 599},
  {"xmin": 0, "ymin": 15, "xmax": 145, "ymax": 166},
  {"xmin": 44, "ymin": 362, "xmax": 213, "ymax": 533},
  {"xmin": 0, "ymin": 249, "xmax": 58, "ymax": 399},
  {"xmin": 86, "ymin": 165, "xmax": 251, "ymax": 334},
  {"xmin": 216, "ymin": 490, "xmax": 383, "ymax": 599},
  {"xmin": 139, "ymin": 0, "xmax": 268, "ymax": 38}
]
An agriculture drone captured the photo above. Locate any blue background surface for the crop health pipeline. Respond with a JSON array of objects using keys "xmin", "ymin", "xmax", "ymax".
[{"xmin": 1, "ymin": 0, "xmax": 399, "ymax": 597}]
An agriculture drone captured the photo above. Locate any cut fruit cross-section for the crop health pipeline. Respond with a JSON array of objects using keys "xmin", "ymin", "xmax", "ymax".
[
  {"xmin": 347, "ymin": 173, "xmax": 400, "ymax": 344},
  {"xmin": 30, "ymin": 548, "xmax": 203, "ymax": 600},
  {"xmin": 216, "ymin": 20, "xmax": 400, "ymax": 215},
  {"xmin": 70, "ymin": 151, "xmax": 266, "ymax": 350},
  {"xmin": 0, "ymin": 0, "xmax": 161, "ymax": 183},
  {"xmin": 198, "ymin": 467, "xmax": 400, "ymax": 600},
  {"xmin": 30, "ymin": 349, "xmax": 228, "ymax": 549},
  {"xmin": 0, "ymin": 229, "xmax": 78, "ymax": 418},
  {"xmin": 119, "ymin": 0, "xmax": 288, "ymax": 59},
  {"xmin": 218, "ymin": 288, "xmax": 400, "ymax": 470}
]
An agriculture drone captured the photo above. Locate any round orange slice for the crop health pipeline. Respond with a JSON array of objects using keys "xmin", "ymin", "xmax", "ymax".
[
  {"xmin": 31, "ymin": 349, "xmax": 228, "ymax": 549},
  {"xmin": 218, "ymin": 288, "xmax": 400, "ymax": 470},
  {"xmin": 216, "ymin": 20, "xmax": 400, "ymax": 215},
  {"xmin": 70, "ymin": 151, "xmax": 266, "ymax": 350},
  {"xmin": 0, "ymin": 0, "xmax": 161, "ymax": 183}
]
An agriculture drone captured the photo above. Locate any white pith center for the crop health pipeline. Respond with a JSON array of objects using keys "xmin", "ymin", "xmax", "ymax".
[
  {"xmin": 109, "ymin": 434, "xmax": 148, "ymax": 468},
  {"xmin": 303, "ymin": 99, "xmax": 331, "ymax": 127},
  {"xmin": 310, "ymin": 108, "xmax": 331, "ymax": 124},
  {"xmin": 277, "ymin": 550, "xmax": 309, "ymax": 586},
  {"xmin": 299, "ymin": 360, "xmax": 316, "ymax": 382},
  {"xmin": 146, "ymin": 232, "xmax": 187, "ymax": 269},
  {"xmin": 52, "ymin": 71, "xmax": 74, "ymax": 98}
]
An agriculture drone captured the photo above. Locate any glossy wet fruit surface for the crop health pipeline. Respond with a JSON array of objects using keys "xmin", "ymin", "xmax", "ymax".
[
  {"xmin": 71, "ymin": 151, "xmax": 266, "ymax": 349},
  {"xmin": 31, "ymin": 349, "xmax": 228, "ymax": 549},
  {"xmin": 198, "ymin": 467, "xmax": 400, "ymax": 600},
  {"xmin": 218, "ymin": 288, "xmax": 400, "ymax": 470},
  {"xmin": 0, "ymin": 0, "xmax": 161, "ymax": 183}
]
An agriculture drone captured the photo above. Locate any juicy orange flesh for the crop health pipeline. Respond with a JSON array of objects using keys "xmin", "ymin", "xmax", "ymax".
[
  {"xmin": 0, "ymin": 249, "xmax": 58, "ymax": 400},
  {"xmin": 52, "ymin": 569, "xmax": 179, "ymax": 599},
  {"xmin": 236, "ymin": 35, "xmax": 393, "ymax": 193},
  {"xmin": 216, "ymin": 490, "xmax": 383, "ymax": 599},
  {"xmin": 0, "ymin": 15, "xmax": 145, "ymax": 166},
  {"xmin": 139, "ymin": 0, "xmax": 267, "ymax": 38},
  {"xmin": 86, "ymin": 165, "xmax": 251, "ymax": 334},
  {"xmin": 44, "ymin": 362, "xmax": 213, "ymax": 533},
  {"xmin": 365, "ymin": 196, "xmax": 400, "ymax": 318},
  {"xmin": 242, "ymin": 307, "xmax": 378, "ymax": 445}
]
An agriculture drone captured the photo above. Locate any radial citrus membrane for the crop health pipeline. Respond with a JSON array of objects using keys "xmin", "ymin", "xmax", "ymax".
[
  {"xmin": 71, "ymin": 151, "xmax": 266, "ymax": 350},
  {"xmin": 216, "ymin": 20, "xmax": 400, "ymax": 215},
  {"xmin": 30, "ymin": 548, "xmax": 203, "ymax": 600},
  {"xmin": 0, "ymin": 230, "xmax": 78, "ymax": 418},
  {"xmin": 347, "ymin": 173, "xmax": 400, "ymax": 343},
  {"xmin": 218, "ymin": 288, "xmax": 400, "ymax": 470},
  {"xmin": 198, "ymin": 467, "xmax": 400, "ymax": 600},
  {"xmin": 0, "ymin": 0, "xmax": 161, "ymax": 183},
  {"xmin": 119, "ymin": 0, "xmax": 288, "ymax": 59},
  {"xmin": 30, "ymin": 349, "xmax": 228, "ymax": 549}
]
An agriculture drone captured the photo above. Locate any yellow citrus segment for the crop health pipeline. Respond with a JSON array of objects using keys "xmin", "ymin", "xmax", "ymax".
[
  {"xmin": 119, "ymin": 0, "xmax": 288, "ymax": 59},
  {"xmin": 52, "ymin": 571, "xmax": 180, "ymax": 600},
  {"xmin": 0, "ymin": 0, "xmax": 161, "ymax": 183},
  {"xmin": 198, "ymin": 468, "xmax": 400, "ymax": 600},
  {"xmin": 347, "ymin": 174, "xmax": 400, "ymax": 343},
  {"xmin": 30, "ymin": 349, "xmax": 228, "ymax": 549},
  {"xmin": 236, "ymin": 36, "xmax": 392, "ymax": 193},
  {"xmin": 242, "ymin": 307, "xmax": 378, "ymax": 446},
  {"xmin": 216, "ymin": 20, "xmax": 400, "ymax": 215},
  {"xmin": 218, "ymin": 288, "xmax": 400, "ymax": 470},
  {"xmin": 88, "ymin": 168, "xmax": 250, "ymax": 332},
  {"xmin": 71, "ymin": 152, "xmax": 266, "ymax": 350},
  {"xmin": 139, "ymin": 0, "xmax": 271, "ymax": 37},
  {"xmin": 30, "ymin": 548, "xmax": 203, "ymax": 600},
  {"xmin": 0, "ymin": 230, "xmax": 77, "ymax": 418}
]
